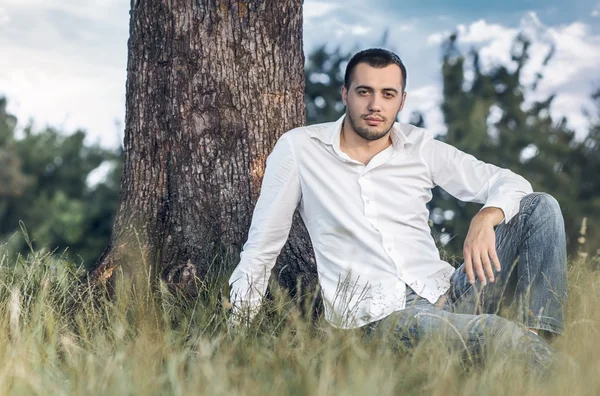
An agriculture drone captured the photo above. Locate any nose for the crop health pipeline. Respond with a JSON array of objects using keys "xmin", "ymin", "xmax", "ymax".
[{"xmin": 368, "ymin": 94, "xmax": 383, "ymax": 112}]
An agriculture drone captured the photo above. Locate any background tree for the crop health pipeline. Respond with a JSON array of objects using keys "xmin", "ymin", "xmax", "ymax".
[
  {"xmin": 305, "ymin": 45, "xmax": 349, "ymax": 124},
  {"xmin": 0, "ymin": 98, "xmax": 31, "ymax": 207},
  {"xmin": 430, "ymin": 33, "xmax": 599, "ymax": 259},
  {"xmin": 92, "ymin": 0, "xmax": 316, "ymax": 299},
  {"xmin": 576, "ymin": 89, "xmax": 600, "ymax": 257},
  {"xmin": 0, "ymin": 97, "xmax": 121, "ymax": 267}
]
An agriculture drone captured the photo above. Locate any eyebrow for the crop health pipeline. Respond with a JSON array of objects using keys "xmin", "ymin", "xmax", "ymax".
[{"xmin": 355, "ymin": 85, "xmax": 399, "ymax": 94}]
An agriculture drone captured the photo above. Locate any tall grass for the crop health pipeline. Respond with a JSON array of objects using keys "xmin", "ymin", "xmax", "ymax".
[{"xmin": 0, "ymin": 244, "xmax": 599, "ymax": 396}]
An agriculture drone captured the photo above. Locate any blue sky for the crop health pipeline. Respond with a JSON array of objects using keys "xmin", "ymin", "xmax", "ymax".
[
  {"xmin": 374, "ymin": 0, "xmax": 599, "ymax": 23},
  {"xmin": 0, "ymin": 0, "xmax": 599, "ymax": 149}
]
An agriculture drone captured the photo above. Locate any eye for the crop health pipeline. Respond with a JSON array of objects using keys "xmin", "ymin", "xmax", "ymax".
[
  {"xmin": 357, "ymin": 89, "xmax": 369, "ymax": 96},
  {"xmin": 384, "ymin": 91, "xmax": 396, "ymax": 98}
]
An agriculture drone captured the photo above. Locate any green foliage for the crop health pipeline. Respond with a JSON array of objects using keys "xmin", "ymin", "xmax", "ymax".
[
  {"xmin": 0, "ymin": 97, "xmax": 122, "ymax": 268},
  {"xmin": 0, "ymin": 98, "xmax": 31, "ymax": 201},
  {"xmin": 431, "ymin": 34, "xmax": 600, "ymax": 258},
  {"xmin": 305, "ymin": 45, "xmax": 350, "ymax": 125}
]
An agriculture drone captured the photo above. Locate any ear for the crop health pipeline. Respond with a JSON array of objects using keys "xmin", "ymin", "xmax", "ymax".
[
  {"xmin": 341, "ymin": 85, "xmax": 348, "ymax": 106},
  {"xmin": 398, "ymin": 91, "xmax": 407, "ymax": 112}
]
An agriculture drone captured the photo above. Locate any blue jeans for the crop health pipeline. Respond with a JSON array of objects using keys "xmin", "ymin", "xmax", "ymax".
[{"xmin": 367, "ymin": 193, "xmax": 568, "ymax": 377}]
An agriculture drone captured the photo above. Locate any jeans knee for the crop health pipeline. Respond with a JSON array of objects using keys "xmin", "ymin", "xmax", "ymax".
[
  {"xmin": 527, "ymin": 193, "xmax": 562, "ymax": 217},
  {"xmin": 523, "ymin": 193, "xmax": 565, "ymax": 231},
  {"xmin": 475, "ymin": 314, "xmax": 524, "ymax": 346},
  {"xmin": 476, "ymin": 314, "xmax": 506, "ymax": 331},
  {"xmin": 391, "ymin": 307, "xmax": 423, "ymax": 328}
]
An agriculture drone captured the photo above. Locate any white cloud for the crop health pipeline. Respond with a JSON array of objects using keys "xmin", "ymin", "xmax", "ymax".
[
  {"xmin": 426, "ymin": 13, "xmax": 600, "ymax": 139},
  {"xmin": 0, "ymin": 8, "xmax": 9, "ymax": 25},
  {"xmin": 550, "ymin": 93, "xmax": 591, "ymax": 136},
  {"xmin": 304, "ymin": 1, "xmax": 341, "ymax": 20},
  {"xmin": 521, "ymin": 18, "xmax": 599, "ymax": 139},
  {"xmin": 457, "ymin": 19, "xmax": 518, "ymax": 44},
  {"xmin": 397, "ymin": 24, "xmax": 415, "ymax": 32},
  {"xmin": 427, "ymin": 32, "xmax": 449, "ymax": 46},
  {"xmin": 426, "ymin": 18, "xmax": 516, "ymax": 48},
  {"xmin": 426, "ymin": 18, "xmax": 517, "ymax": 48},
  {"xmin": 350, "ymin": 25, "xmax": 371, "ymax": 36},
  {"xmin": 0, "ymin": 45, "xmax": 126, "ymax": 147},
  {"xmin": 0, "ymin": 1, "xmax": 129, "ymax": 147},
  {"xmin": 542, "ymin": 23, "xmax": 600, "ymax": 86},
  {"xmin": 1, "ymin": 0, "xmax": 125, "ymax": 26},
  {"xmin": 304, "ymin": 18, "xmax": 377, "ymax": 46},
  {"xmin": 399, "ymin": 84, "xmax": 446, "ymax": 136},
  {"xmin": 302, "ymin": 1, "xmax": 421, "ymax": 53}
]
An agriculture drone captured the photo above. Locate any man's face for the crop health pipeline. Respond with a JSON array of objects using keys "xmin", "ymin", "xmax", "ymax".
[{"xmin": 341, "ymin": 63, "xmax": 407, "ymax": 141}]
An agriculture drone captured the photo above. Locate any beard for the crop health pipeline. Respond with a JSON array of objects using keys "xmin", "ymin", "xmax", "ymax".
[{"xmin": 346, "ymin": 111, "xmax": 395, "ymax": 141}]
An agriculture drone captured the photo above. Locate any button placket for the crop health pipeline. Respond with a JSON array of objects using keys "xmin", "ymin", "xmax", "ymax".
[
  {"xmin": 361, "ymin": 174, "xmax": 404, "ymax": 280},
  {"xmin": 381, "ymin": 238, "xmax": 407, "ymax": 280},
  {"xmin": 396, "ymin": 260, "xmax": 407, "ymax": 280},
  {"xmin": 360, "ymin": 176, "xmax": 377, "ymax": 220},
  {"xmin": 362, "ymin": 145, "xmax": 395, "ymax": 176}
]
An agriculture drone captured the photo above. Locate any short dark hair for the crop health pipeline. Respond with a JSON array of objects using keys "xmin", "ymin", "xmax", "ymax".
[{"xmin": 344, "ymin": 48, "xmax": 407, "ymax": 92}]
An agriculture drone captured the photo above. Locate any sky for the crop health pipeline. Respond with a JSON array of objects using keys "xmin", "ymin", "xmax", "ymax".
[{"xmin": 0, "ymin": 0, "xmax": 599, "ymax": 149}]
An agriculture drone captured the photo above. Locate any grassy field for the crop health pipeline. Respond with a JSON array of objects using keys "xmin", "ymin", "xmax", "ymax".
[{"xmin": 0, "ymin": 246, "xmax": 599, "ymax": 396}]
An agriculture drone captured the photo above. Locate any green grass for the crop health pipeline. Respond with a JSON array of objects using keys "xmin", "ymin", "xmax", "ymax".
[{"xmin": 0, "ymin": 246, "xmax": 599, "ymax": 396}]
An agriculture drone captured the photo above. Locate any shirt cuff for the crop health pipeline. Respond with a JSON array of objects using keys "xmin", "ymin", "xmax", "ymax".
[{"xmin": 481, "ymin": 199, "xmax": 518, "ymax": 224}]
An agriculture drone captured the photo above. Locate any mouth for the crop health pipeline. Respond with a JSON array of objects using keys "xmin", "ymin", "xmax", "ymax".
[{"xmin": 363, "ymin": 116, "xmax": 384, "ymax": 126}]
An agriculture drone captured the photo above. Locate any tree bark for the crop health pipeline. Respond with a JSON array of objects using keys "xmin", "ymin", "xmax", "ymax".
[{"xmin": 92, "ymin": 0, "xmax": 317, "ymax": 301}]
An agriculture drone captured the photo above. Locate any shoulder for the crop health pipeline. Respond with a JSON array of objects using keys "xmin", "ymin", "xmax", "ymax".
[
  {"xmin": 394, "ymin": 122, "xmax": 436, "ymax": 147},
  {"xmin": 276, "ymin": 121, "xmax": 337, "ymax": 151},
  {"xmin": 282, "ymin": 121, "xmax": 335, "ymax": 140},
  {"xmin": 267, "ymin": 122, "xmax": 334, "ymax": 159}
]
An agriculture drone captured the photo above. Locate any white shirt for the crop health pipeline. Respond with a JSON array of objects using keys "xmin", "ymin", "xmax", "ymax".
[{"xmin": 229, "ymin": 115, "xmax": 533, "ymax": 329}]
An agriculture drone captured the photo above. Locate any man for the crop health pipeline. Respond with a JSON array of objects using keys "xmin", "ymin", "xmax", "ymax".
[{"xmin": 229, "ymin": 48, "xmax": 567, "ymax": 375}]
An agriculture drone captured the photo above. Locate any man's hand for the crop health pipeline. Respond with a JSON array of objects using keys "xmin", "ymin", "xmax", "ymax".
[
  {"xmin": 462, "ymin": 207, "xmax": 504, "ymax": 285},
  {"xmin": 223, "ymin": 295, "xmax": 259, "ymax": 331}
]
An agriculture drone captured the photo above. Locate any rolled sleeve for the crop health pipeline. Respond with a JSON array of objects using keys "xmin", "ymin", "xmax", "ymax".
[
  {"xmin": 480, "ymin": 174, "xmax": 533, "ymax": 224},
  {"xmin": 422, "ymin": 136, "xmax": 532, "ymax": 224}
]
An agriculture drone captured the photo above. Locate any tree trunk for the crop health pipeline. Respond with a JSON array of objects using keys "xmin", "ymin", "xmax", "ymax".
[{"xmin": 92, "ymin": 0, "xmax": 317, "ymax": 301}]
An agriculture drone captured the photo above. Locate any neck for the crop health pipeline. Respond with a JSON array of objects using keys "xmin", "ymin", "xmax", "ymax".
[{"xmin": 340, "ymin": 118, "xmax": 392, "ymax": 165}]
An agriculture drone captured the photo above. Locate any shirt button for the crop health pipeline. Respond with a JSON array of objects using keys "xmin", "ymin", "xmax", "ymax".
[
  {"xmin": 387, "ymin": 246, "xmax": 392, "ymax": 252},
  {"xmin": 365, "ymin": 199, "xmax": 370, "ymax": 204}
]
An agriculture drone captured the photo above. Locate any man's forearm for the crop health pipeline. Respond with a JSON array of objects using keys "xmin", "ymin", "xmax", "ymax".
[
  {"xmin": 474, "ymin": 207, "xmax": 504, "ymax": 227},
  {"xmin": 227, "ymin": 133, "xmax": 301, "ymax": 326}
]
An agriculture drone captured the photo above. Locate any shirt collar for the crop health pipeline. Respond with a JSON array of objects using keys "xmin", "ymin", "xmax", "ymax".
[{"xmin": 309, "ymin": 114, "xmax": 415, "ymax": 154}]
